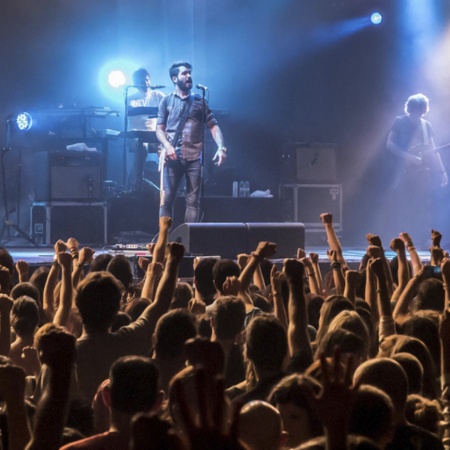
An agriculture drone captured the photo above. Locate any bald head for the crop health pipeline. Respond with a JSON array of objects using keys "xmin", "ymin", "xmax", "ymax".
[{"xmin": 239, "ymin": 401, "xmax": 284, "ymax": 450}]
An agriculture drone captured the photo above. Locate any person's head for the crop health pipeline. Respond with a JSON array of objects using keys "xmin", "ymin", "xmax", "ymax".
[
  {"xmin": 76, "ymin": 271, "xmax": 122, "ymax": 333},
  {"xmin": 11, "ymin": 296, "xmax": 39, "ymax": 338},
  {"xmin": 0, "ymin": 247, "xmax": 14, "ymax": 277},
  {"xmin": 132, "ymin": 67, "xmax": 150, "ymax": 91},
  {"xmin": 194, "ymin": 257, "xmax": 218, "ymax": 303},
  {"xmin": 349, "ymin": 385, "xmax": 395, "ymax": 447},
  {"xmin": 106, "ymin": 255, "xmax": 133, "ymax": 290},
  {"xmin": 10, "ymin": 282, "xmax": 40, "ymax": 304},
  {"xmin": 269, "ymin": 374, "xmax": 322, "ymax": 447},
  {"xmin": 378, "ymin": 334, "xmax": 437, "ymax": 399},
  {"xmin": 353, "ymin": 357, "xmax": 408, "ymax": 418},
  {"xmin": 405, "ymin": 93, "xmax": 430, "ymax": 117},
  {"xmin": 154, "ymin": 309, "xmax": 197, "ymax": 360},
  {"xmin": 405, "ymin": 393, "xmax": 443, "ymax": 434},
  {"xmin": 212, "ymin": 259, "xmax": 241, "ymax": 295},
  {"xmin": 29, "ymin": 266, "xmax": 50, "ymax": 299},
  {"xmin": 327, "ymin": 310, "xmax": 369, "ymax": 348},
  {"xmin": 314, "ymin": 329, "xmax": 367, "ymax": 363},
  {"xmin": 211, "ymin": 296, "xmax": 246, "ymax": 340},
  {"xmin": 104, "ymin": 356, "xmax": 162, "ymax": 415},
  {"xmin": 89, "ymin": 253, "xmax": 113, "ymax": 273},
  {"xmin": 239, "ymin": 401, "xmax": 287, "ymax": 450},
  {"xmin": 391, "ymin": 353, "xmax": 424, "ymax": 395},
  {"xmin": 110, "ymin": 311, "xmax": 131, "ymax": 332},
  {"xmin": 245, "ymin": 314, "xmax": 288, "ymax": 373},
  {"xmin": 414, "ymin": 278, "xmax": 444, "ymax": 312},
  {"xmin": 316, "ymin": 295, "xmax": 355, "ymax": 344},
  {"xmin": 251, "ymin": 292, "xmax": 273, "ymax": 313},
  {"xmin": 124, "ymin": 298, "xmax": 150, "ymax": 322},
  {"xmin": 66, "ymin": 397, "xmax": 94, "ymax": 438},
  {"xmin": 170, "ymin": 282, "xmax": 194, "ymax": 310},
  {"xmin": 169, "ymin": 61, "xmax": 192, "ymax": 92}
]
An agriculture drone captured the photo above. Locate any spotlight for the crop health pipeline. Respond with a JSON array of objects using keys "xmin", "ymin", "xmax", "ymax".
[
  {"xmin": 370, "ymin": 12, "xmax": 383, "ymax": 25},
  {"xmin": 15, "ymin": 112, "xmax": 32, "ymax": 131},
  {"xmin": 108, "ymin": 70, "xmax": 127, "ymax": 88}
]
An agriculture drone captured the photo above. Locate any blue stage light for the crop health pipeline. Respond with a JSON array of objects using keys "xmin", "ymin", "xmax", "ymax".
[
  {"xmin": 15, "ymin": 112, "xmax": 32, "ymax": 131},
  {"xmin": 371, "ymin": 12, "xmax": 383, "ymax": 25},
  {"xmin": 108, "ymin": 70, "xmax": 126, "ymax": 88}
]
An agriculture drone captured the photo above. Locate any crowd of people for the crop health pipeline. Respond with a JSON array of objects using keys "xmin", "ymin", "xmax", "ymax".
[{"xmin": 0, "ymin": 213, "xmax": 448, "ymax": 449}]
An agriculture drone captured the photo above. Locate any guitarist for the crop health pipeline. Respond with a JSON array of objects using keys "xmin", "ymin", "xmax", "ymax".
[
  {"xmin": 156, "ymin": 61, "xmax": 227, "ymax": 224},
  {"xmin": 386, "ymin": 93, "xmax": 448, "ymax": 245}
]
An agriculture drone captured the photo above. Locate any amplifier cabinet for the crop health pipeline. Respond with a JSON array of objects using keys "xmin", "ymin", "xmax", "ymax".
[
  {"xmin": 282, "ymin": 184, "xmax": 343, "ymax": 232},
  {"xmin": 34, "ymin": 151, "xmax": 103, "ymax": 201},
  {"xmin": 30, "ymin": 201, "xmax": 107, "ymax": 245}
]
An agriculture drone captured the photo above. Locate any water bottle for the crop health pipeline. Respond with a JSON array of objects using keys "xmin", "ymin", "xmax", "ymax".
[
  {"xmin": 244, "ymin": 180, "xmax": 250, "ymax": 197},
  {"xmin": 239, "ymin": 181, "xmax": 245, "ymax": 197},
  {"xmin": 232, "ymin": 181, "xmax": 238, "ymax": 197}
]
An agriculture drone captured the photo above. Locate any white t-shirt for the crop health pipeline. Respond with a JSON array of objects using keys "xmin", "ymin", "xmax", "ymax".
[{"xmin": 127, "ymin": 89, "xmax": 165, "ymax": 131}]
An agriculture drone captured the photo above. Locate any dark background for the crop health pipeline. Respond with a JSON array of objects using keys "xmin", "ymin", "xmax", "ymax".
[{"xmin": 2, "ymin": 0, "xmax": 450, "ymax": 245}]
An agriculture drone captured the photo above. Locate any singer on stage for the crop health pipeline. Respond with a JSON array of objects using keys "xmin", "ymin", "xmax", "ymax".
[
  {"xmin": 156, "ymin": 61, "xmax": 227, "ymax": 223},
  {"xmin": 127, "ymin": 67, "xmax": 165, "ymax": 191}
]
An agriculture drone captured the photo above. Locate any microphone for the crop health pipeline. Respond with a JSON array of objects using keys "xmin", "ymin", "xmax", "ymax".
[
  {"xmin": 196, "ymin": 84, "xmax": 208, "ymax": 91},
  {"xmin": 150, "ymin": 85, "xmax": 166, "ymax": 89}
]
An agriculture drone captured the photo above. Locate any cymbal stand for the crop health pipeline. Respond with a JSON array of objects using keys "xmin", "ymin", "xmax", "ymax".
[{"xmin": 0, "ymin": 119, "xmax": 37, "ymax": 246}]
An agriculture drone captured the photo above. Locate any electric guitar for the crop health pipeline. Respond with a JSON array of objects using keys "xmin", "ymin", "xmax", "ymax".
[{"xmin": 407, "ymin": 142, "xmax": 450, "ymax": 167}]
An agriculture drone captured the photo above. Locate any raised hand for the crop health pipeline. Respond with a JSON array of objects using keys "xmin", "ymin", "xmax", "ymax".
[
  {"xmin": 138, "ymin": 257, "xmax": 151, "ymax": 272},
  {"xmin": 320, "ymin": 212, "xmax": 333, "ymax": 225},
  {"xmin": 167, "ymin": 242, "xmax": 185, "ymax": 260},
  {"xmin": 57, "ymin": 252, "xmax": 72, "ymax": 270},
  {"xmin": 367, "ymin": 245, "xmax": 383, "ymax": 259},
  {"xmin": 237, "ymin": 254, "xmax": 250, "ymax": 271},
  {"xmin": 65, "ymin": 237, "xmax": 79, "ymax": 251},
  {"xmin": 270, "ymin": 265, "xmax": 284, "ymax": 297},
  {"xmin": 15, "ymin": 260, "xmax": 30, "ymax": 281},
  {"xmin": 399, "ymin": 232, "xmax": 414, "ymax": 248},
  {"xmin": 54, "ymin": 239, "xmax": 68, "ymax": 254},
  {"xmin": 390, "ymin": 238, "xmax": 405, "ymax": 253},
  {"xmin": 309, "ymin": 252, "xmax": 319, "ymax": 265},
  {"xmin": 283, "ymin": 258, "xmax": 305, "ymax": 282},
  {"xmin": 222, "ymin": 276, "xmax": 241, "ymax": 296},
  {"xmin": 432, "ymin": 229, "xmax": 443, "ymax": 248},
  {"xmin": 297, "ymin": 248, "xmax": 306, "ymax": 259},
  {"xmin": 366, "ymin": 233, "xmax": 382, "ymax": 248},
  {"xmin": 78, "ymin": 246, "xmax": 95, "ymax": 265},
  {"xmin": 38, "ymin": 328, "xmax": 76, "ymax": 370},
  {"xmin": 254, "ymin": 241, "xmax": 277, "ymax": 259}
]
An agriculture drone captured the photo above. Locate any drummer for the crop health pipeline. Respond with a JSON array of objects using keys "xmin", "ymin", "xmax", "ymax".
[{"xmin": 127, "ymin": 67, "xmax": 165, "ymax": 191}]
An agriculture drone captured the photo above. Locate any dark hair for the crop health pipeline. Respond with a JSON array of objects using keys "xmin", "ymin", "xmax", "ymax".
[
  {"xmin": 132, "ymin": 67, "xmax": 150, "ymax": 86},
  {"xmin": 212, "ymin": 259, "xmax": 240, "ymax": 294},
  {"xmin": 125, "ymin": 298, "xmax": 150, "ymax": 322},
  {"xmin": 246, "ymin": 314, "xmax": 287, "ymax": 371},
  {"xmin": 66, "ymin": 397, "xmax": 94, "ymax": 437},
  {"xmin": 170, "ymin": 282, "xmax": 194, "ymax": 310},
  {"xmin": 349, "ymin": 385, "xmax": 394, "ymax": 443},
  {"xmin": 212, "ymin": 296, "xmax": 246, "ymax": 340},
  {"xmin": 269, "ymin": 373, "xmax": 323, "ymax": 437},
  {"xmin": 109, "ymin": 356, "xmax": 159, "ymax": 414},
  {"xmin": 315, "ymin": 329, "xmax": 366, "ymax": 361},
  {"xmin": 154, "ymin": 309, "xmax": 197, "ymax": 360},
  {"xmin": 76, "ymin": 272, "xmax": 122, "ymax": 333},
  {"xmin": 415, "ymin": 278, "xmax": 444, "ymax": 312},
  {"xmin": 391, "ymin": 352, "xmax": 424, "ymax": 395},
  {"xmin": 194, "ymin": 258, "xmax": 218, "ymax": 302},
  {"xmin": 89, "ymin": 253, "xmax": 113, "ymax": 273},
  {"xmin": 10, "ymin": 282, "xmax": 40, "ymax": 304},
  {"xmin": 110, "ymin": 311, "xmax": 131, "ymax": 332},
  {"xmin": 11, "ymin": 296, "xmax": 39, "ymax": 337},
  {"xmin": 169, "ymin": 61, "xmax": 192, "ymax": 81},
  {"xmin": 405, "ymin": 394, "xmax": 442, "ymax": 434},
  {"xmin": 106, "ymin": 255, "xmax": 133, "ymax": 290}
]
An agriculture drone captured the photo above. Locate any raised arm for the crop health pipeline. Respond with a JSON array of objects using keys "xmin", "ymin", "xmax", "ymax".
[
  {"xmin": 301, "ymin": 256, "xmax": 321, "ymax": 296},
  {"xmin": 284, "ymin": 259, "xmax": 313, "ymax": 363},
  {"xmin": 270, "ymin": 265, "xmax": 288, "ymax": 329},
  {"xmin": 25, "ymin": 329, "xmax": 76, "ymax": 450},
  {"xmin": 239, "ymin": 242, "xmax": 276, "ymax": 292},
  {"xmin": 327, "ymin": 250, "xmax": 345, "ymax": 295},
  {"xmin": 399, "ymin": 232, "xmax": 423, "ymax": 275},
  {"xmin": 309, "ymin": 252, "xmax": 323, "ymax": 295},
  {"xmin": 389, "ymin": 238, "xmax": 411, "ymax": 303},
  {"xmin": 0, "ymin": 364, "xmax": 31, "ymax": 450},
  {"xmin": 366, "ymin": 234, "xmax": 394, "ymax": 298},
  {"xmin": 320, "ymin": 212, "xmax": 348, "ymax": 269},
  {"xmin": 53, "ymin": 252, "xmax": 73, "ymax": 328},
  {"xmin": 16, "ymin": 260, "xmax": 30, "ymax": 283},
  {"xmin": 152, "ymin": 216, "xmax": 173, "ymax": 266},
  {"xmin": 343, "ymin": 270, "xmax": 362, "ymax": 306}
]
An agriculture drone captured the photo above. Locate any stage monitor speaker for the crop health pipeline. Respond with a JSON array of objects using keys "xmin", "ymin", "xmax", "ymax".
[
  {"xmin": 34, "ymin": 151, "xmax": 103, "ymax": 201},
  {"xmin": 246, "ymin": 222, "xmax": 305, "ymax": 258},
  {"xmin": 169, "ymin": 222, "xmax": 305, "ymax": 259},
  {"xmin": 281, "ymin": 142, "xmax": 337, "ymax": 183},
  {"xmin": 169, "ymin": 223, "xmax": 248, "ymax": 259}
]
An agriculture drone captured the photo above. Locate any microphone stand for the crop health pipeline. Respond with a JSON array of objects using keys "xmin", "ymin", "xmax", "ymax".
[
  {"xmin": 199, "ymin": 88, "xmax": 206, "ymax": 222},
  {"xmin": 122, "ymin": 87, "xmax": 130, "ymax": 189}
]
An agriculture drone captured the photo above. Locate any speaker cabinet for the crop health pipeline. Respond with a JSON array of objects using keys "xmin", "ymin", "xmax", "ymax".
[
  {"xmin": 30, "ymin": 202, "xmax": 107, "ymax": 245},
  {"xmin": 169, "ymin": 222, "xmax": 305, "ymax": 259},
  {"xmin": 281, "ymin": 142, "xmax": 337, "ymax": 183},
  {"xmin": 246, "ymin": 222, "xmax": 304, "ymax": 258},
  {"xmin": 34, "ymin": 151, "xmax": 103, "ymax": 201},
  {"xmin": 169, "ymin": 223, "xmax": 248, "ymax": 259}
]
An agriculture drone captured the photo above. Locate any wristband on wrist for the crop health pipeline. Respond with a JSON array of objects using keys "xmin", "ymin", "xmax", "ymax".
[{"xmin": 330, "ymin": 261, "xmax": 341, "ymax": 271}]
